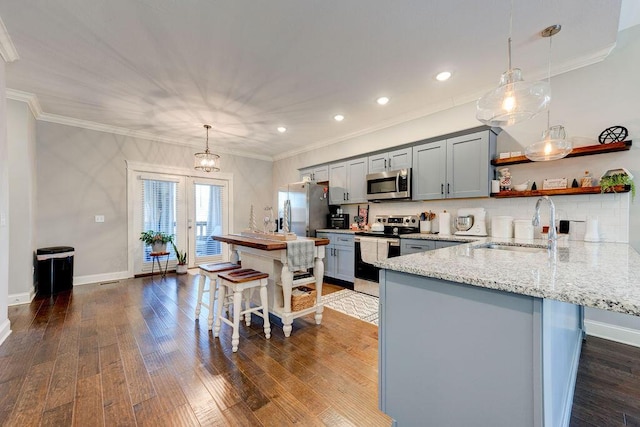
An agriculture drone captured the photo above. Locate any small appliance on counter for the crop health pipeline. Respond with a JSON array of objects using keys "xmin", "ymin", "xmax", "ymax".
[
  {"xmin": 454, "ymin": 208, "xmax": 487, "ymax": 236},
  {"xmin": 327, "ymin": 213, "xmax": 349, "ymax": 229}
]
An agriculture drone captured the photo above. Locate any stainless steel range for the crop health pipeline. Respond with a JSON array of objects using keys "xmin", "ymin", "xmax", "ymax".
[{"xmin": 354, "ymin": 215, "xmax": 419, "ymax": 294}]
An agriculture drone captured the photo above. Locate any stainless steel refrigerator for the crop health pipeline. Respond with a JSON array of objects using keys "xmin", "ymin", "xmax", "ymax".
[{"xmin": 278, "ymin": 181, "xmax": 329, "ymax": 237}]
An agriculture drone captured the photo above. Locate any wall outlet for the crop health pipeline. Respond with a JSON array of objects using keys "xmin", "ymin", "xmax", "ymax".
[{"xmin": 95, "ymin": 215, "xmax": 105, "ymax": 223}]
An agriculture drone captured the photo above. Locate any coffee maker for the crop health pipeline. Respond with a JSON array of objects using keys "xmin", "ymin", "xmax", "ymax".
[{"xmin": 454, "ymin": 208, "xmax": 488, "ymax": 236}]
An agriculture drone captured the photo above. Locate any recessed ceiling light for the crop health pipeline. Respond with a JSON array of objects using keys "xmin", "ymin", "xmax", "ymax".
[
  {"xmin": 277, "ymin": 126, "xmax": 287, "ymax": 133},
  {"xmin": 334, "ymin": 114, "xmax": 345, "ymax": 122},
  {"xmin": 436, "ymin": 71, "xmax": 452, "ymax": 81},
  {"xmin": 376, "ymin": 96, "xmax": 390, "ymax": 105}
]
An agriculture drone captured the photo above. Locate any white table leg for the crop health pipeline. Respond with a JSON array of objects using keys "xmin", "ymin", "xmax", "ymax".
[
  {"xmin": 281, "ymin": 263, "xmax": 294, "ymax": 337},
  {"xmin": 314, "ymin": 247, "xmax": 325, "ymax": 325}
]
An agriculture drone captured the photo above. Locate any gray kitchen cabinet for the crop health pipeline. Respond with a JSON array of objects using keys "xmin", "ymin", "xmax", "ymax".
[
  {"xmin": 400, "ymin": 239, "xmax": 435, "ymax": 255},
  {"xmin": 300, "ymin": 165, "xmax": 329, "ymax": 182},
  {"xmin": 329, "ymin": 157, "xmax": 367, "ymax": 205},
  {"xmin": 368, "ymin": 147, "xmax": 412, "ymax": 174},
  {"xmin": 412, "ymin": 130, "xmax": 496, "ymax": 200},
  {"xmin": 316, "ymin": 232, "xmax": 355, "ymax": 282}
]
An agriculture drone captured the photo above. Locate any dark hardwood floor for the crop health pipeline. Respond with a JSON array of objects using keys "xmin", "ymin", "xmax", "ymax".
[
  {"xmin": 1, "ymin": 273, "xmax": 390, "ymax": 426},
  {"xmin": 570, "ymin": 336, "xmax": 640, "ymax": 426},
  {"xmin": 2, "ymin": 272, "xmax": 640, "ymax": 426}
]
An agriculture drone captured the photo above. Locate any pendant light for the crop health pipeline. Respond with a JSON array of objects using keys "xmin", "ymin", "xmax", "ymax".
[
  {"xmin": 476, "ymin": 1, "xmax": 551, "ymax": 127},
  {"xmin": 194, "ymin": 124, "xmax": 220, "ymax": 172},
  {"xmin": 524, "ymin": 25, "xmax": 572, "ymax": 161}
]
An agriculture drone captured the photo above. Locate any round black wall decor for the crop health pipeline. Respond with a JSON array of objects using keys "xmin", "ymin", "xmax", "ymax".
[{"xmin": 599, "ymin": 126, "xmax": 628, "ymax": 144}]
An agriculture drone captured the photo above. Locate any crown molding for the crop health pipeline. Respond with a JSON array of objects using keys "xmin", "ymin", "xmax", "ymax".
[
  {"xmin": 5, "ymin": 89, "xmax": 273, "ymax": 162},
  {"xmin": 0, "ymin": 16, "xmax": 18, "ymax": 62}
]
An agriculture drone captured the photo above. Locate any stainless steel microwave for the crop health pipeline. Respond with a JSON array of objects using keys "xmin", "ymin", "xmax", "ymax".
[{"xmin": 366, "ymin": 168, "xmax": 411, "ymax": 201}]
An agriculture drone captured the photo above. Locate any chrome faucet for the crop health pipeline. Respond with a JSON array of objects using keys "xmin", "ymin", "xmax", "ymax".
[{"xmin": 532, "ymin": 196, "xmax": 557, "ymax": 249}]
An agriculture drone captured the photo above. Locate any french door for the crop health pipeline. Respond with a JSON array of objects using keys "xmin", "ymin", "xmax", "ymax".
[{"xmin": 131, "ymin": 170, "xmax": 229, "ymax": 275}]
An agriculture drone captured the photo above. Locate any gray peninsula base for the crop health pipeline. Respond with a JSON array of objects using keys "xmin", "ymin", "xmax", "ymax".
[{"xmin": 379, "ymin": 269, "xmax": 582, "ymax": 427}]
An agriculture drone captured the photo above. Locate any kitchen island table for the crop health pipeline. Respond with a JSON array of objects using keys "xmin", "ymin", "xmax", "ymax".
[
  {"xmin": 212, "ymin": 234, "xmax": 329, "ymax": 337},
  {"xmin": 375, "ymin": 238, "xmax": 640, "ymax": 427}
]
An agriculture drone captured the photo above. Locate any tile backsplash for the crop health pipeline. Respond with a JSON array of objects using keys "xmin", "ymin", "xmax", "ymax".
[{"xmin": 343, "ymin": 192, "xmax": 630, "ymax": 243}]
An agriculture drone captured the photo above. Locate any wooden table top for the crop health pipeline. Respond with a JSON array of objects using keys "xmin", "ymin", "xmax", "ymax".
[{"xmin": 212, "ymin": 234, "xmax": 330, "ymax": 251}]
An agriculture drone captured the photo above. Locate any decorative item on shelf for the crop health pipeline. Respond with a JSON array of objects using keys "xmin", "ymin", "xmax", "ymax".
[
  {"xmin": 194, "ymin": 124, "xmax": 220, "ymax": 172},
  {"xmin": 498, "ymin": 168, "xmax": 512, "ymax": 191},
  {"xmin": 571, "ymin": 178, "xmax": 579, "ymax": 188},
  {"xmin": 513, "ymin": 181, "xmax": 528, "ymax": 191},
  {"xmin": 263, "ymin": 206, "xmax": 276, "ymax": 234},
  {"xmin": 599, "ymin": 126, "xmax": 628, "ymax": 144},
  {"xmin": 525, "ymin": 25, "xmax": 572, "ymax": 162},
  {"xmin": 171, "ymin": 241, "xmax": 188, "ymax": 274},
  {"xmin": 531, "ymin": 182, "xmax": 537, "ymax": 191},
  {"xmin": 599, "ymin": 168, "xmax": 635, "ymax": 200},
  {"xmin": 140, "ymin": 230, "xmax": 174, "ymax": 253},
  {"xmin": 580, "ymin": 171, "xmax": 593, "ymax": 187},
  {"xmin": 476, "ymin": 0, "xmax": 550, "ymax": 126},
  {"xmin": 542, "ymin": 178, "xmax": 567, "ymax": 190}
]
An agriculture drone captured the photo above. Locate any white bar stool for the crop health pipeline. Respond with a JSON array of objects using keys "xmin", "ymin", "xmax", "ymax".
[
  {"xmin": 216, "ymin": 269, "xmax": 271, "ymax": 352},
  {"xmin": 196, "ymin": 262, "xmax": 240, "ymax": 330}
]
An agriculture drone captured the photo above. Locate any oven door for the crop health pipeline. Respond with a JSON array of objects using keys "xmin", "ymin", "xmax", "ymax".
[{"xmin": 354, "ymin": 237, "xmax": 400, "ymax": 283}]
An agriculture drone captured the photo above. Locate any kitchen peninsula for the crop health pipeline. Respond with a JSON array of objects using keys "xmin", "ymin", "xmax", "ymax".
[
  {"xmin": 375, "ymin": 238, "xmax": 640, "ymax": 426},
  {"xmin": 212, "ymin": 234, "xmax": 329, "ymax": 337}
]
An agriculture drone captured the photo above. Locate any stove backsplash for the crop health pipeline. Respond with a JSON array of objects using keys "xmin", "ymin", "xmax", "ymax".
[{"xmin": 340, "ymin": 192, "xmax": 630, "ymax": 243}]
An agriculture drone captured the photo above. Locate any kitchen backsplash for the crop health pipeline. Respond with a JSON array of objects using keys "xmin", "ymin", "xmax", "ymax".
[{"xmin": 341, "ymin": 192, "xmax": 630, "ymax": 243}]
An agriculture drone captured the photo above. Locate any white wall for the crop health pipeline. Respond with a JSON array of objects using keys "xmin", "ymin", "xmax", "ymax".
[
  {"xmin": 36, "ymin": 121, "xmax": 272, "ymax": 282},
  {"xmin": 7, "ymin": 100, "xmax": 36, "ymax": 303},
  {"xmin": 0, "ymin": 57, "xmax": 11, "ymax": 345},
  {"xmin": 273, "ymin": 24, "xmax": 640, "ymax": 344}
]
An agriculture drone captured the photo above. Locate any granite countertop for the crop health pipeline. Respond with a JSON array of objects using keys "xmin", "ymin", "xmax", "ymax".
[{"xmin": 375, "ymin": 237, "xmax": 640, "ymax": 317}]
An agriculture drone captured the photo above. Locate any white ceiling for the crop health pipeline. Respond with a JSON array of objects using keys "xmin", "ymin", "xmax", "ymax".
[{"xmin": 0, "ymin": 1, "xmax": 624, "ymax": 160}]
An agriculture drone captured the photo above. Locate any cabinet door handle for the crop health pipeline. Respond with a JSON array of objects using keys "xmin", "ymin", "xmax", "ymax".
[
  {"xmin": 447, "ymin": 183, "xmax": 450, "ymax": 194},
  {"xmin": 346, "ymin": 192, "xmax": 349, "ymax": 200},
  {"xmin": 389, "ymin": 158, "xmax": 391, "ymax": 168},
  {"xmin": 410, "ymin": 246, "xmax": 423, "ymax": 249},
  {"xmin": 385, "ymin": 159, "xmax": 387, "ymax": 169},
  {"xmin": 343, "ymin": 193, "xmax": 346, "ymax": 201},
  {"xmin": 441, "ymin": 183, "xmax": 444, "ymax": 195}
]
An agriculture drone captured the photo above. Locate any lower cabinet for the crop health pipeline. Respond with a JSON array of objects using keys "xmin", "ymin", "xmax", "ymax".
[
  {"xmin": 400, "ymin": 239, "xmax": 462, "ymax": 255},
  {"xmin": 316, "ymin": 232, "xmax": 355, "ymax": 282}
]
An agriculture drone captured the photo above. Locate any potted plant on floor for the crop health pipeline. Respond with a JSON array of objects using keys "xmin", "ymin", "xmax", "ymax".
[
  {"xmin": 140, "ymin": 230, "xmax": 174, "ymax": 253},
  {"xmin": 171, "ymin": 241, "xmax": 188, "ymax": 274}
]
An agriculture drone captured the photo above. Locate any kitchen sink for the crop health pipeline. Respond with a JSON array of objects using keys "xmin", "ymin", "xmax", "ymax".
[{"xmin": 474, "ymin": 243, "xmax": 549, "ymax": 253}]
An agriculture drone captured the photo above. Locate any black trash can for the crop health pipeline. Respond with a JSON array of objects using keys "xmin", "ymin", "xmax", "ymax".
[{"xmin": 36, "ymin": 246, "xmax": 74, "ymax": 296}]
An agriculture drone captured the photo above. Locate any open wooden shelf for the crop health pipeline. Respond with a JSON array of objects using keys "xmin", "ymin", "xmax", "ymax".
[
  {"xmin": 491, "ymin": 185, "xmax": 630, "ymax": 198},
  {"xmin": 491, "ymin": 140, "xmax": 632, "ymax": 166}
]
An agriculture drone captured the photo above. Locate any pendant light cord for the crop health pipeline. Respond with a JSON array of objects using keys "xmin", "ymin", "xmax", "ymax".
[
  {"xmin": 546, "ymin": 31, "xmax": 553, "ymax": 129},
  {"xmin": 507, "ymin": 0, "xmax": 513, "ymax": 70}
]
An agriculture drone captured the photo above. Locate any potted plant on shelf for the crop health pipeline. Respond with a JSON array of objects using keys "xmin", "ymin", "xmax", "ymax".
[
  {"xmin": 171, "ymin": 241, "xmax": 188, "ymax": 274},
  {"xmin": 599, "ymin": 168, "xmax": 635, "ymax": 201},
  {"xmin": 139, "ymin": 230, "xmax": 174, "ymax": 253}
]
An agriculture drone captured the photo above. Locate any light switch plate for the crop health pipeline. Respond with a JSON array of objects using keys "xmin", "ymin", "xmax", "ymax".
[{"xmin": 95, "ymin": 215, "xmax": 105, "ymax": 223}]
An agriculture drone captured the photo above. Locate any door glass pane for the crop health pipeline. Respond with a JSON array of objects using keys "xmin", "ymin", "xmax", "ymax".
[
  {"xmin": 142, "ymin": 179, "xmax": 177, "ymax": 263},
  {"xmin": 194, "ymin": 183, "xmax": 222, "ymax": 257}
]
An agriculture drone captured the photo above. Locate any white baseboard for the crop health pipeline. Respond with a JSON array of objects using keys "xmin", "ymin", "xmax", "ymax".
[
  {"xmin": 73, "ymin": 270, "xmax": 131, "ymax": 286},
  {"xmin": 584, "ymin": 320, "xmax": 640, "ymax": 348},
  {"xmin": 0, "ymin": 318, "xmax": 11, "ymax": 346},
  {"xmin": 8, "ymin": 290, "xmax": 35, "ymax": 306}
]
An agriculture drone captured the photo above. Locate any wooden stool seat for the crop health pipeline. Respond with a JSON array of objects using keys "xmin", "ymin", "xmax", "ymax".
[
  {"xmin": 196, "ymin": 262, "xmax": 241, "ymax": 330},
  {"xmin": 215, "ymin": 268, "xmax": 271, "ymax": 352}
]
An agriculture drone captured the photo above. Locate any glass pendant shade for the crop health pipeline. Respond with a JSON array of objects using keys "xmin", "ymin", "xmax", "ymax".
[
  {"xmin": 476, "ymin": 68, "xmax": 551, "ymax": 127},
  {"xmin": 194, "ymin": 151, "xmax": 220, "ymax": 172},
  {"xmin": 194, "ymin": 124, "xmax": 220, "ymax": 172},
  {"xmin": 524, "ymin": 125, "xmax": 572, "ymax": 161}
]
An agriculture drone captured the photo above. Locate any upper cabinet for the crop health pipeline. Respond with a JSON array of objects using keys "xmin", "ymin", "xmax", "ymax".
[
  {"xmin": 329, "ymin": 157, "xmax": 368, "ymax": 204},
  {"xmin": 413, "ymin": 130, "xmax": 496, "ymax": 200},
  {"xmin": 300, "ymin": 165, "xmax": 329, "ymax": 182},
  {"xmin": 368, "ymin": 147, "xmax": 412, "ymax": 174}
]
